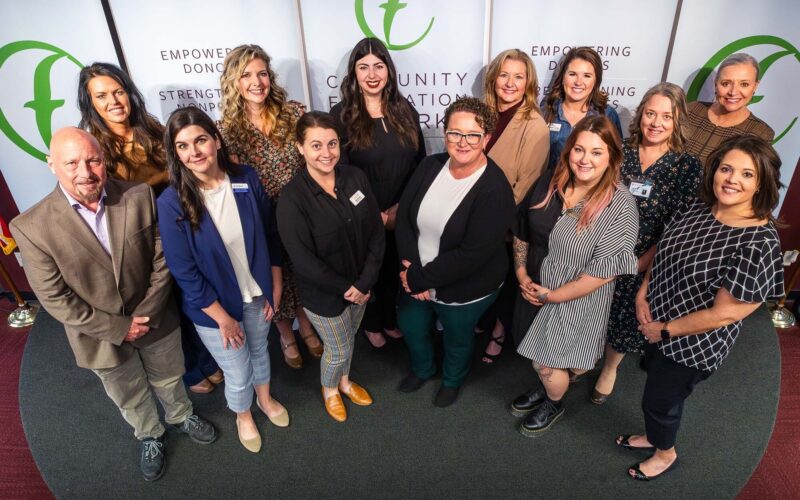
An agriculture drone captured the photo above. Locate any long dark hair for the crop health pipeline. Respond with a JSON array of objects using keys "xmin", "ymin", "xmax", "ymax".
[
  {"xmin": 339, "ymin": 37, "xmax": 418, "ymax": 150},
  {"xmin": 78, "ymin": 62, "xmax": 166, "ymax": 174},
  {"xmin": 164, "ymin": 106, "xmax": 240, "ymax": 231},
  {"xmin": 542, "ymin": 47, "xmax": 609, "ymax": 124}
]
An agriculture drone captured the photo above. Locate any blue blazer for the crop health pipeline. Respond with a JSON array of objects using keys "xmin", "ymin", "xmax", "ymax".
[{"xmin": 157, "ymin": 165, "xmax": 283, "ymax": 328}]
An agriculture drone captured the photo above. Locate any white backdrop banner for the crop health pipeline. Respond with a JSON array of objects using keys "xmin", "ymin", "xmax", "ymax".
[
  {"xmin": 301, "ymin": 0, "xmax": 486, "ymax": 148},
  {"xmin": 666, "ymin": 0, "xmax": 800, "ymax": 208},
  {"xmin": 490, "ymin": 0, "xmax": 679, "ymax": 132},
  {"xmin": 108, "ymin": 0, "xmax": 307, "ymax": 122},
  {"xmin": 0, "ymin": 0, "xmax": 119, "ymax": 211}
]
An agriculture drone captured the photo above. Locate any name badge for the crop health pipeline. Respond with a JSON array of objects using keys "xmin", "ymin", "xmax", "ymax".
[
  {"xmin": 628, "ymin": 178, "xmax": 653, "ymax": 198},
  {"xmin": 349, "ymin": 190, "xmax": 365, "ymax": 206},
  {"xmin": 548, "ymin": 122, "xmax": 562, "ymax": 132},
  {"xmin": 232, "ymin": 183, "xmax": 249, "ymax": 193}
]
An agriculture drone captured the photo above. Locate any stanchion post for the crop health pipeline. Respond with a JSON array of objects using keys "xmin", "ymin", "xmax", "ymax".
[{"xmin": 0, "ymin": 258, "xmax": 38, "ymax": 328}]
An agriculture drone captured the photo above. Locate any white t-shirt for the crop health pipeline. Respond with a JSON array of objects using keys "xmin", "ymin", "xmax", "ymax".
[
  {"xmin": 416, "ymin": 160, "xmax": 486, "ymax": 303},
  {"xmin": 202, "ymin": 175, "xmax": 263, "ymax": 303}
]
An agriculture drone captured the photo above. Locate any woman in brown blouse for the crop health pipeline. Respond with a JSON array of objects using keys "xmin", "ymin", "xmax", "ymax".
[
  {"xmin": 685, "ymin": 53, "xmax": 774, "ymax": 165},
  {"xmin": 218, "ymin": 44, "xmax": 323, "ymax": 368}
]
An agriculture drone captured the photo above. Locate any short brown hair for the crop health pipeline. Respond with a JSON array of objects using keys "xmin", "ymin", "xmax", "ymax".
[
  {"xmin": 444, "ymin": 96, "xmax": 497, "ymax": 134},
  {"xmin": 700, "ymin": 135, "xmax": 782, "ymax": 221}
]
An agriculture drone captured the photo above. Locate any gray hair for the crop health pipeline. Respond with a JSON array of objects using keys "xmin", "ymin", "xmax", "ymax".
[{"xmin": 715, "ymin": 53, "xmax": 760, "ymax": 83}]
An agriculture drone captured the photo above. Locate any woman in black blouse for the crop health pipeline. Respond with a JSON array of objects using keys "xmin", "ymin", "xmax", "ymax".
[
  {"xmin": 395, "ymin": 97, "xmax": 515, "ymax": 407},
  {"xmin": 277, "ymin": 112, "xmax": 385, "ymax": 422},
  {"xmin": 619, "ymin": 135, "xmax": 783, "ymax": 481},
  {"xmin": 331, "ymin": 37, "xmax": 426, "ymax": 348}
]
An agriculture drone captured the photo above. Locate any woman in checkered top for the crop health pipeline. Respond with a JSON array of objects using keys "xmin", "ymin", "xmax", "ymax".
[{"xmin": 618, "ymin": 135, "xmax": 784, "ymax": 481}]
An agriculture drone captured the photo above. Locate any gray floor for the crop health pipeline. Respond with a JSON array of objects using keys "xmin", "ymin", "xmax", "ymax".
[{"xmin": 20, "ymin": 306, "xmax": 779, "ymax": 499}]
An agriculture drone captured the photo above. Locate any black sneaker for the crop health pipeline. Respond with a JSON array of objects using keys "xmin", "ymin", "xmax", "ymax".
[
  {"xmin": 519, "ymin": 399, "xmax": 564, "ymax": 437},
  {"xmin": 173, "ymin": 414, "xmax": 217, "ymax": 444},
  {"xmin": 398, "ymin": 373, "xmax": 428, "ymax": 393},
  {"xmin": 139, "ymin": 434, "xmax": 166, "ymax": 481},
  {"xmin": 510, "ymin": 386, "xmax": 546, "ymax": 417},
  {"xmin": 433, "ymin": 385, "xmax": 460, "ymax": 407}
]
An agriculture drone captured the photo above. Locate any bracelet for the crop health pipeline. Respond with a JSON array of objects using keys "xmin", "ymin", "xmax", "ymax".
[{"xmin": 660, "ymin": 320, "xmax": 671, "ymax": 341}]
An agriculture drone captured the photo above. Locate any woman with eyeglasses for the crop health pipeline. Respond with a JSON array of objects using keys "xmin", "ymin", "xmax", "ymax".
[{"xmin": 395, "ymin": 97, "xmax": 516, "ymax": 407}]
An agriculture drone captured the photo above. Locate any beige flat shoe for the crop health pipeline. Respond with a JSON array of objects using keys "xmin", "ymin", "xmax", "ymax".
[
  {"xmin": 236, "ymin": 418, "xmax": 262, "ymax": 453},
  {"xmin": 258, "ymin": 398, "xmax": 290, "ymax": 428}
]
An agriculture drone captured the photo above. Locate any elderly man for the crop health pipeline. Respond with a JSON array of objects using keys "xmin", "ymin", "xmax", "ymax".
[{"xmin": 11, "ymin": 127, "xmax": 216, "ymax": 481}]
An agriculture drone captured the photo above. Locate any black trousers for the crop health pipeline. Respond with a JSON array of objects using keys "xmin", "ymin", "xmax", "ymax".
[
  {"xmin": 363, "ymin": 230, "xmax": 399, "ymax": 332},
  {"xmin": 641, "ymin": 343, "xmax": 712, "ymax": 450}
]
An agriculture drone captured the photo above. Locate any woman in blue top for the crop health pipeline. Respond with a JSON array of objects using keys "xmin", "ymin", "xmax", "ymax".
[
  {"xmin": 158, "ymin": 107, "xmax": 288, "ymax": 454},
  {"xmin": 541, "ymin": 47, "xmax": 623, "ymax": 170}
]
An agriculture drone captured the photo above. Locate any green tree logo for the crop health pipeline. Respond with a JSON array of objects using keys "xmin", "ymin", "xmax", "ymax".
[
  {"xmin": 0, "ymin": 41, "xmax": 83, "ymax": 161},
  {"xmin": 355, "ymin": 0, "xmax": 435, "ymax": 51},
  {"xmin": 687, "ymin": 35, "xmax": 800, "ymax": 144}
]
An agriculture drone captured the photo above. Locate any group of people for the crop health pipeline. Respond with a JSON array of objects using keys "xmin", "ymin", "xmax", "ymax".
[{"xmin": 10, "ymin": 38, "xmax": 783, "ymax": 485}]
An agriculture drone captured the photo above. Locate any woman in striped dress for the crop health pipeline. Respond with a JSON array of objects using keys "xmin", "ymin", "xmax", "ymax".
[{"xmin": 510, "ymin": 115, "xmax": 639, "ymax": 435}]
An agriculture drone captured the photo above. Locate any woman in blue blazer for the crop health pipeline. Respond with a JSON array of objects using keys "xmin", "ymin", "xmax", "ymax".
[{"xmin": 158, "ymin": 107, "xmax": 287, "ymax": 453}]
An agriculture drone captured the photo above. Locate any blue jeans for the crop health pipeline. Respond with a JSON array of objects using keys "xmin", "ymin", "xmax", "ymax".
[{"xmin": 194, "ymin": 296, "xmax": 271, "ymax": 413}]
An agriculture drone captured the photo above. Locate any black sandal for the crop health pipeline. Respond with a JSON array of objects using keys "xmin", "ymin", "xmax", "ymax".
[
  {"xmin": 481, "ymin": 333, "xmax": 505, "ymax": 364},
  {"xmin": 615, "ymin": 434, "xmax": 656, "ymax": 452},
  {"xmin": 628, "ymin": 457, "xmax": 679, "ymax": 481}
]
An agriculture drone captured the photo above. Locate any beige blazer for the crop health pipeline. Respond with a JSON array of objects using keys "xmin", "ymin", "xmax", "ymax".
[
  {"xmin": 11, "ymin": 179, "xmax": 178, "ymax": 369},
  {"xmin": 488, "ymin": 107, "xmax": 550, "ymax": 204}
]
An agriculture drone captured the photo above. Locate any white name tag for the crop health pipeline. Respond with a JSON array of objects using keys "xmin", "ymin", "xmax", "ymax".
[
  {"xmin": 349, "ymin": 190, "xmax": 365, "ymax": 206},
  {"xmin": 548, "ymin": 122, "xmax": 562, "ymax": 132},
  {"xmin": 629, "ymin": 180, "xmax": 653, "ymax": 198},
  {"xmin": 231, "ymin": 183, "xmax": 249, "ymax": 193}
]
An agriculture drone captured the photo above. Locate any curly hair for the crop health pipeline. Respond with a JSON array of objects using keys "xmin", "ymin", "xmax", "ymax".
[
  {"xmin": 219, "ymin": 44, "xmax": 296, "ymax": 148},
  {"xmin": 339, "ymin": 37, "xmax": 419, "ymax": 151},
  {"xmin": 77, "ymin": 62, "xmax": 166, "ymax": 176},
  {"xmin": 627, "ymin": 82, "xmax": 689, "ymax": 151},
  {"xmin": 483, "ymin": 49, "xmax": 541, "ymax": 117},
  {"xmin": 164, "ymin": 107, "xmax": 240, "ymax": 231},
  {"xmin": 542, "ymin": 47, "xmax": 609, "ymax": 124},
  {"xmin": 443, "ymin": 96, "xmax": 497, "ymax": 135},
  {"xmin": 533, "ymin": 115, "xmax": 623, "ymax": 231}
]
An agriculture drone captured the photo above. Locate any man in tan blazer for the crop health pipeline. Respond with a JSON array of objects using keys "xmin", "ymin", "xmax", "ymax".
[{"xmin": 11, "ymin": 127, "xmax": 216, "ymax": 481}]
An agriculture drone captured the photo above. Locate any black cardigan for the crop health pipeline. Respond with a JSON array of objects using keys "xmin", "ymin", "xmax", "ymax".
[
  {"xmin": 395, "ymin": 153, "xmax": 515, "ymax": 303},
  {"xmin": 277, "ymin": 165, "xmax": 385, "ymax": 317}
]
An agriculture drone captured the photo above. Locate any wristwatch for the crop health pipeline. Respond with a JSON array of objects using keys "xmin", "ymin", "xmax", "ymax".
[{"xmin": 660, "ymin": 321, "xmax": 671, "ymax": 341}]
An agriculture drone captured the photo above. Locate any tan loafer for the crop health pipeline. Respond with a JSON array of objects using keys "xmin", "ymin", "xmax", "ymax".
[
  {"xmin": 206, "ymin": 370, "xmax": 224, "ymax": 385},
  {"xmin": 340, "ymin": 381, "xmax": 373, "ymax": 406},
  {"xmin": 258, "ymin": 398, "xmax": 290, "ymax": 428},
  {"xmin": 188, "ymin": 379, "xmax": 214, "ymax": 394},
  {"xmin": 235, "ymin": 418, "xmax": 261, "ymax": 453},
  {"xmin": 322, "ymin": 389, "xmax": 347, "ymax": 422}
]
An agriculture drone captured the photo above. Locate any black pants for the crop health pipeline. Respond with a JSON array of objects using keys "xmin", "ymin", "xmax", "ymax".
[
  {"xmin": 641, "ymin": 343, "xmax": 712, "ymax": 450},
  {"xmin": 363, "ymin": 230, "xmax": 399, "ymax": 332}
]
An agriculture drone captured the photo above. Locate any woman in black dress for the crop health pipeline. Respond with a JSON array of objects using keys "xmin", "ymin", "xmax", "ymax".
[
  {"xmin": 618, "ymin": 135, "xmax": 783, "ymax": 481},
  {"xmin": 331, "ymin": 37, "xmax": 426, "ymax": 348},
  {"xmin": 593, "ymin": 83, "xmax": 703, "ymax": 404}
]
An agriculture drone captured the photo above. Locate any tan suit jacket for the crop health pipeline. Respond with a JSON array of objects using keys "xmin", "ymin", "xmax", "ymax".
[
  {"xmin": 488, "ymin": 107, "xmax": 550, "ymax": 204},
  {"xmin": 11, "ymin": 179, "xmax": 178, "ymax": 369}
]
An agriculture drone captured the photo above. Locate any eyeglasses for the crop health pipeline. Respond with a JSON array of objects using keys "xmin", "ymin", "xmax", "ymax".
[{"xmin": 445, "ymin": 130, "xmax": 485, "ymax": 145}]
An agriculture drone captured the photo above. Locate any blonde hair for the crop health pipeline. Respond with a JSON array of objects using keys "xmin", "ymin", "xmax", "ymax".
[
  {"xmin": 219, "ymin": 44, "xmax": 295, "ymax": 147},
  {"xmin": 627, "ymin": 82, "xmax": 688, "ymax": 151},
  {"xmin": 483, "ymin": 49, "xmax": 541, "ymax": 118}
]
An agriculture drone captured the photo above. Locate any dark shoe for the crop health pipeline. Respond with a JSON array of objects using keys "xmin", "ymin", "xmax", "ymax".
[
  {"xmin": 365, "ymin": 330, "xmax": 387, "ymax": 348},
  {"xmin": 591, "ymin": 388, "xmax": 611, "ymax": 405},
  {"xmin": 481, "ymin": 333, "xmax": 505, "ymax": 364},
  {"xmin": 628, "ymin": 457, "xmax": 680, "ymax": 481},
  {"xmin": 398, "ymin": 373, "xmax": 428, "ymax": 393},
  {"xmin": 188, "ymin": 379, "xmax": 214, "ymax": 394},
  {"xmin": 173, "ymin": 414, "xmax": 217, "ymax": 445},
  {"xmin": 434, "ymin": 385, "xmax": 460, "ymax": 407},
  {"xmin": 569, "ymin": 368, "xmax": 596, "ymax": 384},
  {"xmin": 206, "ymin": 369, "xmax": 224, "ymax": 385},
  {"xmin": 510, "ymin": 386, "xmax": 546, "ymax": 417},
  {"xmin": 519, "ymin": 399, "xmax": 564, "ymax": 437},
  {"xmin": 616, "ymin": 434, "xmax": 656, "ymax": 452},
  {"xmin": 139, "ymin": 434, "xmax": 166, "ymax": 481}
]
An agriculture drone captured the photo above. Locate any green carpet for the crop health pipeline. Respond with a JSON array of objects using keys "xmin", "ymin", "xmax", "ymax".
[{"xmin": 20, "ymin": 306, "xmax": 780, "ymax": 499}]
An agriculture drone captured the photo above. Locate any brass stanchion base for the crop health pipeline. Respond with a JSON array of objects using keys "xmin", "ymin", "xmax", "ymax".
[
  {"xmin": 8, "ymin": 303, "xmax": 39, "ymax": 328},
  {"xmin": 769, "ymin": 302, "xmax": 796, "ymax": 329}
]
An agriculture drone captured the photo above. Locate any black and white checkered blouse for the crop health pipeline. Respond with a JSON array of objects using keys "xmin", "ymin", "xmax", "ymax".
[{"xmin": 648, "ymin": 200, "xmax": 783, "ymax": 372}]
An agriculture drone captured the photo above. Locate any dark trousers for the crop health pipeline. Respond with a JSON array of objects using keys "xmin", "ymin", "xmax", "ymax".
[
  {"xmin": 642, "ymin": 344, "xmax": 712, "ymax": 450},
  {"xmin": 363, "ymin": 230, "xmax": 399, "ymax": 332},
  {"xmin": 397, "ymin": 290, "xmax": 498, "ymax": 388},
  {"xmin": 175, "ymin": 287, "xmax": 219, "ymax": 387}
]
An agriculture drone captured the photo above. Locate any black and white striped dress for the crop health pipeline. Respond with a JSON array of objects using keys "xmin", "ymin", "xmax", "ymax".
[{"xmin": 517, "ymin": 186, "xmax": 639, "ymax": 369}]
